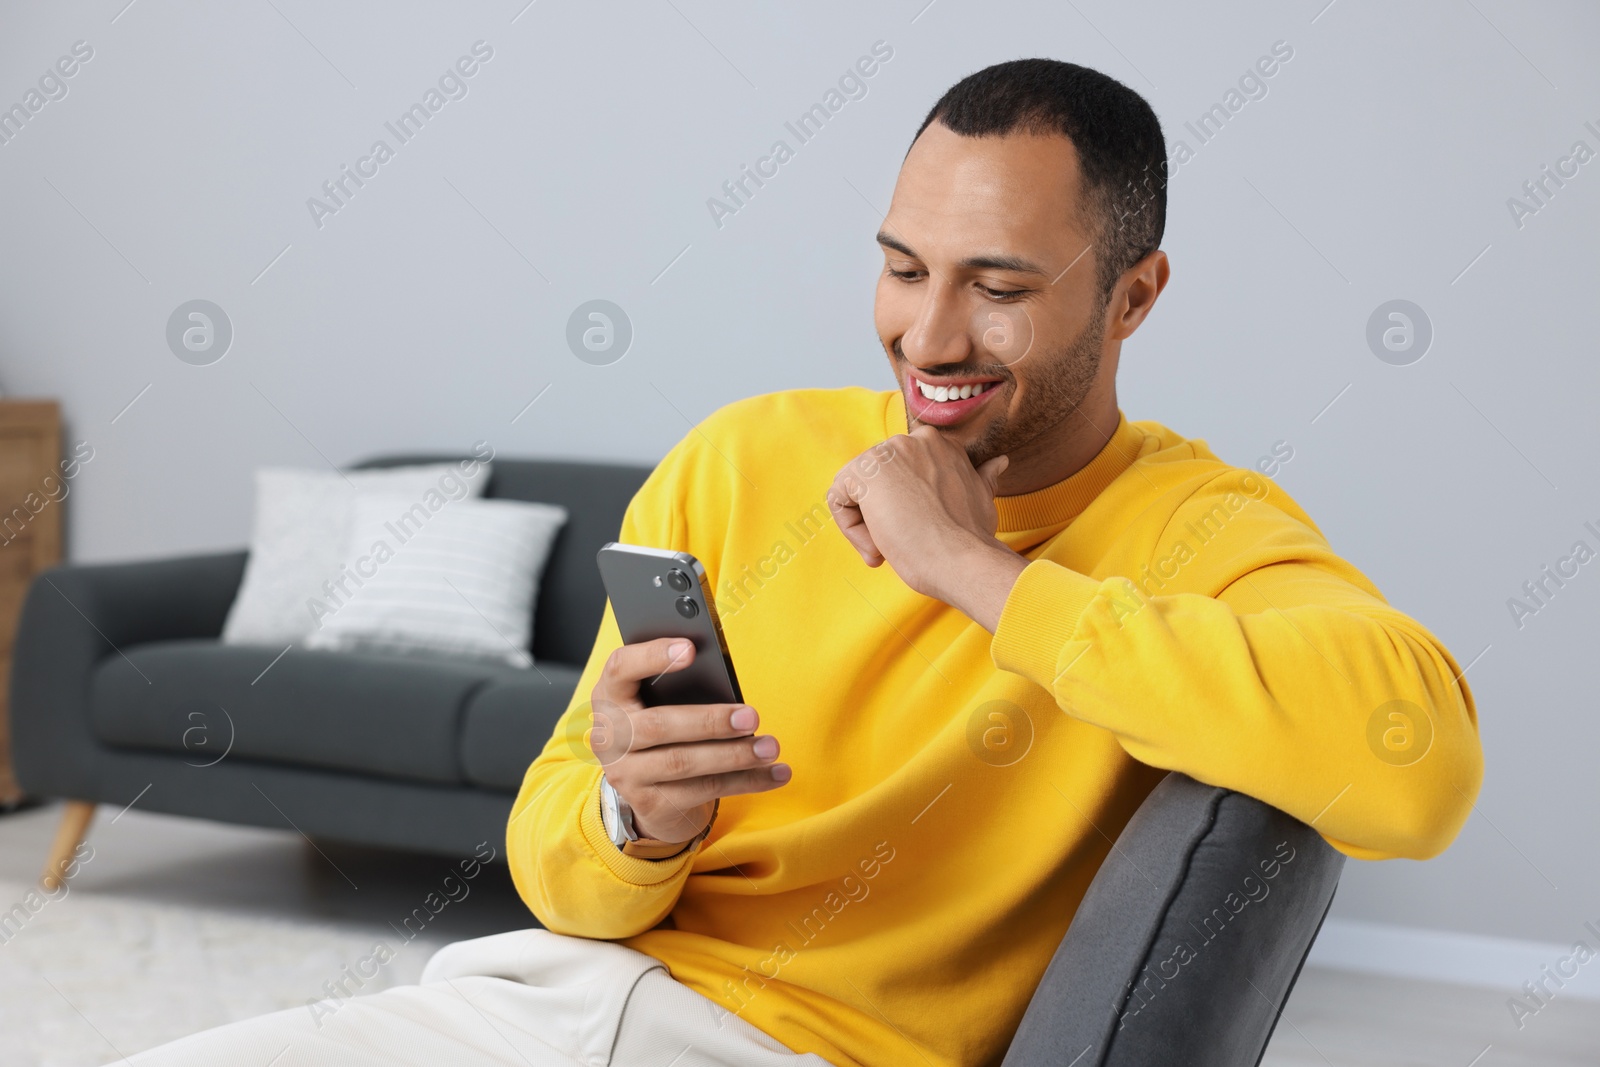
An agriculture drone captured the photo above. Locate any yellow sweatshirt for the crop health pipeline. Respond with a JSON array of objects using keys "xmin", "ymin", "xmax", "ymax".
[{"xmin": 508, "ymin": 387, "xmax": 1482, "ymax": 1067}]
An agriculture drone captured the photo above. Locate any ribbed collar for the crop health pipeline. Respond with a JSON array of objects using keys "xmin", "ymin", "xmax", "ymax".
[{"xmin": 884, "ymin": 389, "xmax": 1146, "ymax": 536}]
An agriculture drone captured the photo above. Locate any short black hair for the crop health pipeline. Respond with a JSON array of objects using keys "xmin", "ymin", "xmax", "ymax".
[{"xmin": 913, "ymin": 58, "xmax": 1166, "ymax": 299}]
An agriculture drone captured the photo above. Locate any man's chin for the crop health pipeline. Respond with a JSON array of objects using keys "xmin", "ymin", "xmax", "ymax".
[
  {"xmin": 964, "ymin": 440, "xmax": 1003, "ymax": 469},
  {"xmin": 935, "ymin": 419, "xmax": 1006, "ymax": 469}
]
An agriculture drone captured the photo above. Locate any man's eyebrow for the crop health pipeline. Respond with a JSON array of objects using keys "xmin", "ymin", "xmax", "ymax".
[
  {"xmin": 875, "ymin": 231, "xmax": 1049, "ymax": 276},
  {"xmin": 876, "ymin": 231, "xmax": 918, "ymax": 259},
  {"xmin": 959, "ymin": 252, "xmax": 1049, "ymax": 275}
]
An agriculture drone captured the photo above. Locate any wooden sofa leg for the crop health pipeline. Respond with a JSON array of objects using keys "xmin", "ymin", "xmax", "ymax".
[{"xmin": 40, "ymin": 800, "xmax": 96, "ymax": 891}]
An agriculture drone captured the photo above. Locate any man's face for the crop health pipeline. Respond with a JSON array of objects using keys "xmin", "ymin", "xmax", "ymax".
[{"xmin": 874, "ymin": 121, "xmax": 1112, "ymax": 468}]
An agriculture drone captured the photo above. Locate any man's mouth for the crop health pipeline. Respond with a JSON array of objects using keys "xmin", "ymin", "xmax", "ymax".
[{"xmin": 904, "ymin": 372, "xmax": 1004, "ymax": 427}]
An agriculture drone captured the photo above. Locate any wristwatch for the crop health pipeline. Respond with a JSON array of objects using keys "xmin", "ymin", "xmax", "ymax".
[{"xmin": 599, "ymin": 775, "xmax": 717, "ymax": 860}]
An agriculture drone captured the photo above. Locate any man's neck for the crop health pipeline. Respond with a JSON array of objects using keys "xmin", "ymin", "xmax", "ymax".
[{"xmin": 994, "ymin": 392, "xmax": 1121, "ymax": 497}]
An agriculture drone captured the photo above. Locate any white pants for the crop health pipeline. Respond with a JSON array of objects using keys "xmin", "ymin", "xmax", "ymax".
[{"xmin": 121, "ymin": 928, "xmax": 836, "ymax": 1066}]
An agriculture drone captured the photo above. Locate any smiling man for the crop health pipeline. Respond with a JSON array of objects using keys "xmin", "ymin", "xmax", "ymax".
[
  {"xmin": 505, "ymin": 58, "xmax": 1483, "ymax": 1066},
  {"xmin": 127, "ymin": 58, "xmax": 1482, "ymax": 1067}
]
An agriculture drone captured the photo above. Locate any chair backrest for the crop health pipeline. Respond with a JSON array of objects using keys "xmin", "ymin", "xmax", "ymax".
[
  {"xmin": 351, "ymin": 455, "xmax": 651, "ymax": 667},
  {"xmin": 1001, "ymin": 773, "xmax": 1344, "ymax": 1067}
]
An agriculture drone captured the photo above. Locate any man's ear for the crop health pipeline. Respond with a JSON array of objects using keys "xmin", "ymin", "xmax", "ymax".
[{"xmin": 1106, "ymin": 249, "xmax": 1170, "ymax": 341}]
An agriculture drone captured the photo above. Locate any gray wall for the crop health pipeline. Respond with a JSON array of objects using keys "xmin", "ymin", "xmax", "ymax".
[{"xmin": 1, "ymin": 0, "xmax": 1595, "ymax": 946}]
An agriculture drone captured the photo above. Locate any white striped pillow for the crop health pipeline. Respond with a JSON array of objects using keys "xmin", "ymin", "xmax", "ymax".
[
  {"xmin": 222, "ymin": 461, "xmax": 492, "ymax": 646},
  {"xmin": 302, "ymin": 492, "xmax": 568, "ymax": 667}
]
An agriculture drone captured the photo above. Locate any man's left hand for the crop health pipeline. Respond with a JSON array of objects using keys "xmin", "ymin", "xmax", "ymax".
[{"xmin": 827, "ymin": 424, "xmax": 1030, "ymax": 633}]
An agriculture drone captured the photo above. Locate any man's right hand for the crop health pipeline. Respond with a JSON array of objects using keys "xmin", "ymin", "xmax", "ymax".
[{"xmin": 588, "ymin": 637, "xmax": 791, "ymax": 844}]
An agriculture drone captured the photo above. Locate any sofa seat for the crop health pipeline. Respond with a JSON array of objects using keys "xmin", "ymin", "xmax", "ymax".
[
  {"xmin": 458, "ymin": 664, "xmax": 584, "ymax": 791},
  {"xmin": 89, "ymin": 639, "xmax": 557, "ymax": 787}
]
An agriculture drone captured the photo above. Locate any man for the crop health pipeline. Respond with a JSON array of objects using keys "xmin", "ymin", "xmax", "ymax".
[{"xmin": 128, "ymin": 58, "xmax": 1482, "ymax": 1067}]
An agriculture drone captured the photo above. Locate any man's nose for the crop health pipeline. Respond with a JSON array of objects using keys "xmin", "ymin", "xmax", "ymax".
[{"xmin": 900, "ymin": 279, "xmax": 971, "ymax": 370}]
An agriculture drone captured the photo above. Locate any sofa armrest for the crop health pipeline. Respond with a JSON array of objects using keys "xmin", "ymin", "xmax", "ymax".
[
  {"xmin": 1002, "ymin": 772, "xmax": 1344, "ymax": 1067},
  {"xmin": 10, "ymin": 550, "xmax": 249, "ymax": 799}
]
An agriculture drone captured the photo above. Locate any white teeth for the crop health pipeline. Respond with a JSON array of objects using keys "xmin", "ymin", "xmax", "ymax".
[{"xmin": 915, "ymin": 378, "xmax": 991, "ymax": 402}]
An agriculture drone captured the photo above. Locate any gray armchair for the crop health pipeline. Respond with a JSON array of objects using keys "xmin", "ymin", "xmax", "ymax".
[
  {"xmin": 1003, "ymin": 773, "xmax": 1343, "ymax": 1066},
  {"xmin": 10, "ymin": 454, "xmax": 1341, "ymax": 1064}
]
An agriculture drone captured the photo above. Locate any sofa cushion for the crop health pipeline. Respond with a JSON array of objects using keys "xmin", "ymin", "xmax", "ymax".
[
  {"xmin": 304, "ymin": 495, "xmax": 569, "ymax": 668},
  {"xmin": 458, "ymin": 664, "xmax": 585, "ymax": 791},
  {"xmin": 90, "ymin": 639, "xmax": 525, "ymax": 786},
  {"xmin": 222, "ymin": 462, "xmax": 492, "ymax": 647},
  {"xmin": 352, "ymin": 456, "xmax": 651, "ymax": 667}
]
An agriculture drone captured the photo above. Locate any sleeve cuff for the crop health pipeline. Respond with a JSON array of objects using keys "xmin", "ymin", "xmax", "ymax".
[
  {"xmin": 578, "ymin": 769, "xmax": 699, "ymax": 887},
  {"xmin": 990, "ymin": 560, "xmax": 1104, "ymax": 691}
]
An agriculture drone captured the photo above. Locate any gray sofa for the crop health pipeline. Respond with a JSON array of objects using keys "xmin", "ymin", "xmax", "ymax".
[
  {"xmin": 12, "ymin": 456, "xmax": 650, "ymax": 858},
  {"xmin": 11, "ymin": 453, "xmax": 1341, "ymax": 1064}
]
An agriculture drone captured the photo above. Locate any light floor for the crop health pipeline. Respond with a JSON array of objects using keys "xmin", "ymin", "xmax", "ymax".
[{"xmin": 1, "ymin": 801, "xmax": 1596, "ymax": 1066}]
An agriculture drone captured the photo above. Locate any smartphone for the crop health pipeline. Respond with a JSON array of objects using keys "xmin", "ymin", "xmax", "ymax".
[{"xmin": 596, "ymin": 543, "xmax": 742, "ymax": 707}]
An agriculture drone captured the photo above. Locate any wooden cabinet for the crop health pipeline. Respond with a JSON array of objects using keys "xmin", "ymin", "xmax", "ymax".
[{"xmin": 0, "ymin": 400, "xmax": 63, "ymax": 806}]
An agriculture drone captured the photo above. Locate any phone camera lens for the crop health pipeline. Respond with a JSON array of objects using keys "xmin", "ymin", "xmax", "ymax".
[
  {"xmin": 666, "ymin": 569, "xmax": 691, "ymax": 592},
  {"xmin": 674, "ymin": 596, "xmax": 699, "ymax": 619}
]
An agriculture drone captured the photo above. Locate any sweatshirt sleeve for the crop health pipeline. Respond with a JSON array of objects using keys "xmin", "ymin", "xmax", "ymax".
[
  {"xmin": 505, "ymin": 437, "xmax": 701, "ymax": 939},
  {"xmin": 989, "ymin": 481, "xmax": 1485, "ymax": 863}
]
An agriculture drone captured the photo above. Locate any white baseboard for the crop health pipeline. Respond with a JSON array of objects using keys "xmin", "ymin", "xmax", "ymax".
[{"xmin": 1307, "ymin": 918, "xmax": 1600, "ymax": 1001}]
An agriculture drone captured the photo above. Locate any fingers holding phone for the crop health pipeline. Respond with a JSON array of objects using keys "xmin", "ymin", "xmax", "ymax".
[{"xmin": 589, "ymin": 636, "xmax": 791, "ymax": 844}]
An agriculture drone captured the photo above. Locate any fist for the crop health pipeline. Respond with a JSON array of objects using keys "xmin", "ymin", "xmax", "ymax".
[{"xmin": 826, "ymin": 424, "xmax": 1012, "ymax": 602}]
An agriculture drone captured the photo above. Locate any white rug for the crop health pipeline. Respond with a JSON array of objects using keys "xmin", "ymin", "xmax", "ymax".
[{"xmin": 0, "ymin": 876, "xmax": 447, "ymax": 1067}]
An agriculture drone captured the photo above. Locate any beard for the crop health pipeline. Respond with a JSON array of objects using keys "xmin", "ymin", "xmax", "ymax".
[{"xmin": 895, "ymin": 308, "xmax": 1106, "ymax": 469}]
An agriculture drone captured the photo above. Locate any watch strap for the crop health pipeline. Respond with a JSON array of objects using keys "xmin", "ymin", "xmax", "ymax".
[
  {"xmin": 620, "ymin": 798, "xmax": 719, "ymax": 860},
  {"xmin": 620, "ymin": 836, "xmax": 695, "ymax": 860}
]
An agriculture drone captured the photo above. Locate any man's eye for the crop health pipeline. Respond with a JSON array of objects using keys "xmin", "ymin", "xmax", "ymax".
[
  {"xmin": 979, "ymin": 284, "xmax": 1026, "ymax": 300},
  {"xmin": 886, "ymin": 267, "xmax": 923, "ymax": 281}
]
